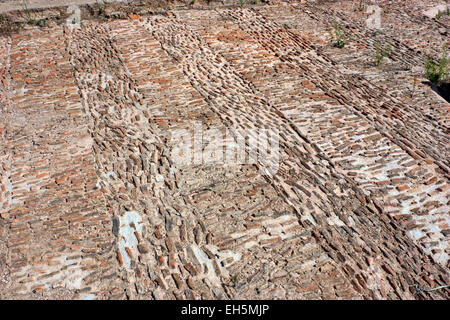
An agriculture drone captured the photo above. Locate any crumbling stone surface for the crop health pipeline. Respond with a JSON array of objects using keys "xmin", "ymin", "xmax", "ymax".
[{"xmin": 0, "ymin": 0, "xmax": 449, "ymax": 300}]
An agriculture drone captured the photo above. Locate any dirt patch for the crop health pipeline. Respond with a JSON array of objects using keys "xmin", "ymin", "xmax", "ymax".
[{"xmin": 0, "ymin": 0, "xmax": 270, "ymax": 36}]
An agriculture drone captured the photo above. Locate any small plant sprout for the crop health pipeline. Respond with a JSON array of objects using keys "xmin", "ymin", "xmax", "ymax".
[
  {"xmin": 96, "ymin": 0, "xmax": 106, "ymax": 16},
  {"xmin": 425, "ymin": 56, "xmax": 440, "ymax": 84},
  {"xmin": 22, "ymin": 0, "xmax": 34, "ymax": 25},
  {"xmin": 331, "ymin": 21, "xmax": 347, "ymax": 48},
  {"xmin": 374, "ymin": 41, "xmax": 391, "ymax": 66},
  {"xmin": 20, "ymin": 0, "xmax": 45, "ymax": 27},
  {"xmin": 425, "ymin": 43, "xmax": 449, "ymax": 86},
  {"xmin": 35, "ymin": 18, "xmax": 46, "ymax": 27},
  {"xmin": 436, "ymin": 10, "xmax": 442, "ymax": 20}
]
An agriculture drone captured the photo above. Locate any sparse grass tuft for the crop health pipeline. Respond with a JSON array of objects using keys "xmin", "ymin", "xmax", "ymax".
[
  {"xmin": 444, "ymin": 0, "xmax": 450, "ymax": 15},
  {"xmin": 21, "ymin": 0, "xmax": 35, "ymax": 25},
  {"xmin": 425, "ymin": 44, "xmax": 449, "ymax": 86},
  {"xmin": 374, "ymin": 41, "xmax": 391, "ymax": 66},
  {"xmin": 21, "ymin": 1, "xmax": 47, "ymax": 27},
  {"xmin": 425, "ymin": 56, "xmax": 440, "ymax": 84},
  {"xmin": 436, "ymin": 10, "xmax": 442, "ymax": 20},
  {"xmin": 331, "ymin": 21, "xmax": 346, "ymax": 48},
  {"xmin": 35, "ymin": 18, "xmax": 46, "ymax": 27},
  {"xmin": 96, "ymin": 0, "xmax": 107, "ymax": 16}
]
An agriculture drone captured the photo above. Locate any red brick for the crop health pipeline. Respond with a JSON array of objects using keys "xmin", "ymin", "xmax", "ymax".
[{"xmin": 397, "ymin": 184, "xmax": 410, "ymax": 191}]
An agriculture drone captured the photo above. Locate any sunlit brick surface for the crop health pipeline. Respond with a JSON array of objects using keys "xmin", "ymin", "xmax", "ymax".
[{"xmin": 0, "ymin": 0, "xmax": 449, "ymax": 299}]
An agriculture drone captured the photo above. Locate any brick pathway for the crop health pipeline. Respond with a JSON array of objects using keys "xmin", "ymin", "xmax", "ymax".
[{"xmin": 0, "ymin": 0, "xmax": 449, "ymax": 300}]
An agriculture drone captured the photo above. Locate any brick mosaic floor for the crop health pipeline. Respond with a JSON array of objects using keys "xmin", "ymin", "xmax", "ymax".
[{"xmin": 0, "ymin": 0, "xmax": 449, "ymax": 299}]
